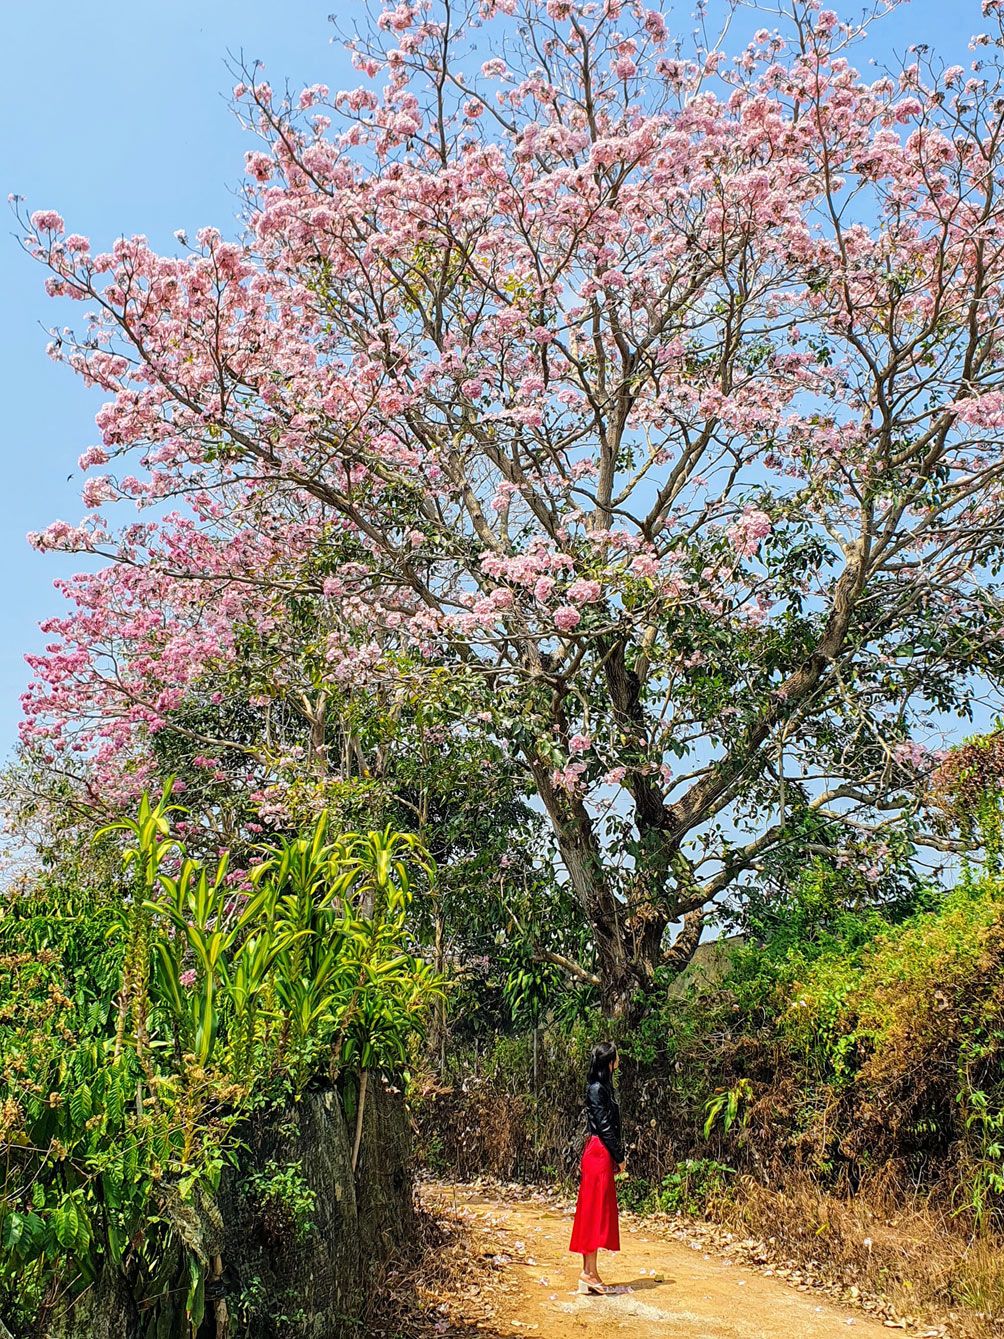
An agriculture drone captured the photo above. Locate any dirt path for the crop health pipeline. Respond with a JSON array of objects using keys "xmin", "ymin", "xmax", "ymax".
[{"xmin": 424, "ymin": 1185, "xmax": 912, "ymax": 1338}]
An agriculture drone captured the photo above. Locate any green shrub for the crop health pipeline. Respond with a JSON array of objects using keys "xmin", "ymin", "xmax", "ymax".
[
  {"xmin": 655, "ymin": 1159, "xmax": 736, "ymax": 1215},
  {"xmin": 248, "ymin": 1160, "xmax": 317, "ymax": 1245},
  {"xmin": 618, "ymin": 1160, "xmax": 735, "ymax": 1217},
  {"xmin": 422, "ymin": 845, "xmax": 1004, "ymax": 1230},
  {"xmin": 0, "ymin": 790, "xmax": 444, "ymax": 1335}
]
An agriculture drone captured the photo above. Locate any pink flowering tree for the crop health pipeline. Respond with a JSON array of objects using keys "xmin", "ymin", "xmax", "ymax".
[{"xmin": 18, "ymin": 0, "xmax": 1004, "ymax": 1014}]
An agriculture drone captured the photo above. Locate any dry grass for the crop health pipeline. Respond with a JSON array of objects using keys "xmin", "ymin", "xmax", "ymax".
[
  {"xmin": 950, "ymin": 1238, "xmax": 1004, "ymax": 1332},
  {"xmin": 714, "ymin": 1175, "xmax": 1004, "ymax": 1338}
]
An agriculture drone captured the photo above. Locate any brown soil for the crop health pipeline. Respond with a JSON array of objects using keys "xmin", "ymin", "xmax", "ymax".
[{"xmin": 420, "ymin": 1184, "xmax": 938, "ymax": 1338}]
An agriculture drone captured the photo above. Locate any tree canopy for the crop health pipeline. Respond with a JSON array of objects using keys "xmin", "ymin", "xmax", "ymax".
[{"xmin": 16, "ymin": 0, "xmax": 1004, "ymax": 1010}]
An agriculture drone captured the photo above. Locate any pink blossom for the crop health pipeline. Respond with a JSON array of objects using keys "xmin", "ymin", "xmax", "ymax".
[
  {"xmin": 551, "ymin": 760, "xmax": 586, "ymax": 794},
  {"xmin": 81, "ymin": 476, "xmax": 116, "ymax": 509},
  {"xmin": 246, "ymin": 152, "xmax": 274, "ymax": 183},
  {"xmin": 643, "ymin": 10, "xmax": 668, "ymax": 42},
  {"xmin": 16, "ymin": 0, "xmax": 1004, "ymax": 909},
  {"xmin": 553, "ymin": 606, "xmax": 581, "ymax": 632},
  {"xmin": 78, "ymin": 446, "xmax": 109, "ymax": 470},
  {"xmin": 630, "ymin": 554, "xmax": 659, "ymax": 579},
  {"xmin": 893, "ymin": 740, "xmax": 930, "ymax": 769},
  {"xmin": 31, "ymin": 210, "xmax": 64, "ymax": 233},
  {"xmin": 725, "ymin": 508, "xmax": 773, "ymax": 558},
  {"xmin": 567, "ymin": 578, "xmax": 601, "ymax": 605},
  {"xmin": 569, "ymin": 733, "xmax": 591, "ymax": 754},
  {"xmin": 298, "ymin": 83, "xmax": 330, "ymax": 109},
  {"xmin": 378, "ymin": 3, "xmax": 416, "ymax": 32}
]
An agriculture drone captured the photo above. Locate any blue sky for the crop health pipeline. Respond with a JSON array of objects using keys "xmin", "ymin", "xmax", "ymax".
[{"xmin": 0, "ymin": 0, "xmax": 978, "ymax": 762}]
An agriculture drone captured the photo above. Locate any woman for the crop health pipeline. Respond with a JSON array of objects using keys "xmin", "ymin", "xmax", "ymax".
[{"xmin": 569, "ymin": 1041, "xmax": 624, "ymax": 1294}]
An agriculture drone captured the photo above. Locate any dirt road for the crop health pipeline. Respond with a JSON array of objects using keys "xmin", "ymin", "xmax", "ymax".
[{"xmin": 425, "ymin": 1185, "xmax": 914, "ymax": 1339}]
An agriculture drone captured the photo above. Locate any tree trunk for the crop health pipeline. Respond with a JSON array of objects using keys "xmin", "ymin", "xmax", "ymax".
[
  {"xmin": 529, "ymin": 756, "xmax": 626, "ymax": 978},
  {"xmin": 598, "ymin": 903, "xmax": 705, "ymax": 1021},
  {"xmin": 599, "ymin": 961, "xmax": 649, "ymax": 1022},
  {"xmin": 528, "ymin": 753, "xmax": 709, "ymax": 1018},
  {"xmin": 211, "ymin": 1253, "xmax": 228, "ymax": 1339}
]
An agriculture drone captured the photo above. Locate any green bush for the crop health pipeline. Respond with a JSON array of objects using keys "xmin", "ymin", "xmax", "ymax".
[
  {"xmin": 0, "ymin": 789, "xmax": 444, "ymax": 1335},
  {"xmin": 655, "ymin": 1159, "xmax": 736, "ymax": 1215},
  {"xmin": 617, "ymin": 1160, "xmax": 735, "ymax": 1216},
  {"xmin": 248, "ymin": 1160, "xmax": 317, "ymax": 1245},
  {"xmin": 422, "ymin": 849, "xmax": 1004, "ymax": 1229}
]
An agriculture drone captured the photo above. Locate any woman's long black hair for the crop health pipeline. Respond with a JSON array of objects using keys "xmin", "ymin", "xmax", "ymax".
[{"xmin": 587, "ymin": 1041, "xmax": 618, "ymax": 1084}]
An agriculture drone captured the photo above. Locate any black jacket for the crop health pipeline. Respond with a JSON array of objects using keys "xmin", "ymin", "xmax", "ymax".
[{"xmin": 585, "ymin": 1078, "xmax": 623, "ymax": 1165}]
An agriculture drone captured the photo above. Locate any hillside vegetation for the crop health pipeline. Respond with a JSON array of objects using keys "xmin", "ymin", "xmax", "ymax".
[{"xmin": 419, "ymin": 851, "xmax": 1004, "ymax": 1333}]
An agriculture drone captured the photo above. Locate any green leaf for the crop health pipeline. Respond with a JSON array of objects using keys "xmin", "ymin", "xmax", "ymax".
[
  {"xmin": 187, "ymin": 1261, "xmax": 206, "ymax": 1328},
  {"xmin": 70, "ymin": 1082, "xmax": 93, "ymax": 1127},
  {"xmin": 1, "ymin": 1213, "xmax": 23, "ymax": 1253},
  {"xmin": 53, "ymin": 1197, "xmax": 80, "ymax": 1250}
]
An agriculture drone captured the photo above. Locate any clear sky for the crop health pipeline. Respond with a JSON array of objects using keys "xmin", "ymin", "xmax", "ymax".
[{"xmin": 0, "ymin": 0, "xmax": 978, "ymax": 763}]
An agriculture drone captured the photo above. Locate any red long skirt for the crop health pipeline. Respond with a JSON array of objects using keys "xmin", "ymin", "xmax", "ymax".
[{"xmin": 569, "ymin": 1135, "xmax": 620, "ymax": 1254}]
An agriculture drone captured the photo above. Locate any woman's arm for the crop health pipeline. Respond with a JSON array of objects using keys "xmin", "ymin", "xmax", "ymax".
[{"xmin": 586, "ymin": 1082, "xmax": 624, "ymax": 1166}]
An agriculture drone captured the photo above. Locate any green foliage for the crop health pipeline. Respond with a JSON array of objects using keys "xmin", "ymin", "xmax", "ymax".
[
  {"xmin": 0, "ymin": 787, "xmax": 443, "ymax": 1333},
  {"xmin": 423, "ymin": 831, "xmax": 1004, "ymax": 1236},
  {"xmin": 618, "ymin": 1160, "xmax": 736, "ymax": 1217},
  {"xmin": 438, "ymin": 862, "xmax": 597, "ymax": 1050},
  {"xmin": 655, "ymin": 1160, "xmax": 736, "ymax": 1216},
  {"xmin": 703, "ymin": 1080, "xmax": 753, "ymax": 1140},
  {"xmin": 501, "ymin": 939, "xmax": 562, "ymax": 1028},
  {"xmin": 959, "ymin": 1089, "xmax": 1004, "ymax": 1227},
  {"xmin": 248, "ymin": 1160, "xmax": 317, "ymax": 1245},
  {"xmin": 234, "ymin": 1273, "xmax": 310, "ymax": 1332}
]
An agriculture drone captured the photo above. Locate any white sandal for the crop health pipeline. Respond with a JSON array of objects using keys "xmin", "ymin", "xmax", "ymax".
[{"xmin": 578, "ymin": 1275, "xmax": 608, "ymax": 1295}]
